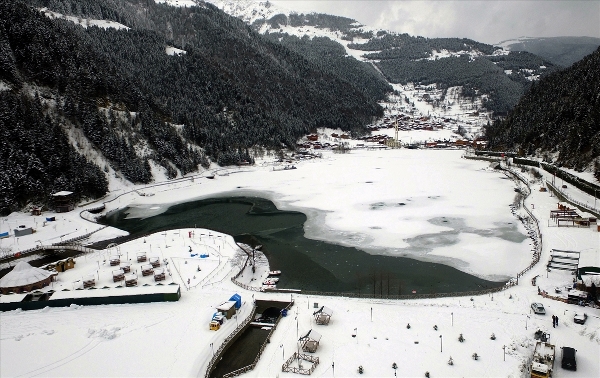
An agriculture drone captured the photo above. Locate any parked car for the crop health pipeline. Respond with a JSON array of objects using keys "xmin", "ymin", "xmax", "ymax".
[
  {"xmin": 531, "ymin": 303, "xmax": 546, "ymax": 315},
  {"xmin": 561, "ymin": 346, "xmax": 577, "ymax": 371},
  {"xmin": 573, "ymin": 313, "xmax": 587, "ymax": 324}
]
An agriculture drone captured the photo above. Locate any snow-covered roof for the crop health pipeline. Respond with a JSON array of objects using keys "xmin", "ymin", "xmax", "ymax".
[
  {"xmin": 300, "ymin": 329, "xmax": 322, "ymax": 342},
  {"xmin": 216, "ymin": 300, "xmax": 237, "ymax": 311},
  {"xmin": 0, "ymin": 261, "xmax": 56, "ymax": 288},
  {"xmin": 52, "ymin": 191, "xmax": 73, "ymax": 196},
  {"xmin": 315, "ymin": 305, "xmax": 333, "ymax": 316},
  {"xmin": 532, "ymin": 362, "xmax": 549, "ymax": 374}
]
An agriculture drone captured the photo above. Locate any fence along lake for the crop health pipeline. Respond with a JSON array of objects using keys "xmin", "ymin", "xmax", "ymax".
[{"xmin": 101, "ymin": 196, "xmax": 507, "ymax": 294}]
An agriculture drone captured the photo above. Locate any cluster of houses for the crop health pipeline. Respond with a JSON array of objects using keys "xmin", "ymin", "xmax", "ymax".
[
  {"xmin": 369, "ymin": 115, "xmax": 447, "ymax": 132},
  {"xmin": 296, "ymin": 131, "xmax": 488, "ymax": 151},
  {"xmin": 296, "ymin": 134, "xmax": 343, "ymax": 151}
]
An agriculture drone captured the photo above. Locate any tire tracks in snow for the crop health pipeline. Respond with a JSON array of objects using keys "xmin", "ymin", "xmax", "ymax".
[{"xmin": 15, "ymin": 338, "xmax": 102, "ymax": 377}]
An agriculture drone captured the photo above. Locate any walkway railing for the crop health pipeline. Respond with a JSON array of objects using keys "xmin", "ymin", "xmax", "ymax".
[
  {"xmin": 500, "ymin": 163, "xmax": 543, "ymax": 284},
  {"xmin": 220, "ymin": 301, "xmax": 295, "ymax": 378},
  {"xmin": 205, "ymin": 305, "xmax": 258, "ymax": 378},
  {"xmin": 546, "ymin": 180, "xmax": 600, "ymax": 217},
  {"xmin": 0, "ymin": 231, "xmax": 106, "ymax": 263}
]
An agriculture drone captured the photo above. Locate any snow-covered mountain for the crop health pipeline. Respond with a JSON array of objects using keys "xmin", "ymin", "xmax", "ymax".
[
  {"xmin": 204, "ymin": 0, "xmax": 287, "ymax": 24},
  {"xmin": 496, "ymin": 36, "xmax": 600, "ymax": 67}
]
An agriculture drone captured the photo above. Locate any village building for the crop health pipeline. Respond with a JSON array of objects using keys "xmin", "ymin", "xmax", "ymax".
[
  {"xmin": 51, "ymin": 191, "xmax": 74, "ymax": 213},
  {"xmin": 0, "ymin": 261, "xmax": 57, "ymax": 294}
]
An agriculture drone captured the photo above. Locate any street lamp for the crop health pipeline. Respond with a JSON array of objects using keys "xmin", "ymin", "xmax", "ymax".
[
  {"xmin": 451, "ymin": 312, "xmax": 453, "ymax": 326},
  {"xmin": 440, "ymin": 335, "xmax": 443, "ymax": 352},
  {"xmin": 210, "ymin": 342, "xmax": 214, "ymax": 356},
  {"xmin": 503, "ymin": 345, "xmax": 506, "ymax": 361},
  {"xmin": 526, "ymin": 315, "xmax": 530, "ymax": 330},
  {"xmin": 280, "ymin": 344, "xmax": 284, "ymax": 360}
]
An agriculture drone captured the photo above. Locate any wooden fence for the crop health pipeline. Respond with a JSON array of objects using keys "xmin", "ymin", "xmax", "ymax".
[
  {"xmin": 500, "ymin": 163, "xmax": 543, "ymax": 285},
  {"xmin": 281, "ymin": 352, "xmax": 320, "ymax": 375}
]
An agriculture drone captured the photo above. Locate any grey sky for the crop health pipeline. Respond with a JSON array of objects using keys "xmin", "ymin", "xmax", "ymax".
[{"xmin": 271, "ymin": 1, "xmax": 600, "ymax": 44}]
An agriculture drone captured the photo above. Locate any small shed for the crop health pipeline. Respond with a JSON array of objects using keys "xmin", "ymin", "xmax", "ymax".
[
  {"xmin": 229, "ymin": 293, "xmax": 242, "ymax": 309},
  {"xmin": 141, "ymin": 264, "xmax": 154, "ymax": 276},
  {"xmin": 83, "ymin": 274, "xmax": 96, "ymax": 288},
  {"xmin": 0, "ymin": 261, "xmax": 57, "ymax": 294},
  {"xmin": 299, "ymin": 329, "xmax": 322, "ymax": 353},
  {"xmin": 112, "ymin": 269, "xmax": 125, "ymax": 282},
  {"xmin": 149, "ymin": 257, "xmax": 160, "ymax": 268},
  {"xmin": 313, "ymin": 306, "xmax": 333, "ymax": 325},
  {"xmin": 154, "ymin": 268, "xmax": 166, "ymax": 282},
  {"xmin": 216, "ymin": 300, "xmax": 237, "ymax": 319},
  {"xmin": 14, "ymin": 227, "xmax": 33, "ymax": 237},
  {"xmin": 55, "ymin": 258, "xmax": 75, "ymax": 272},
  {"xmin": 110, "ymin": 255, "xmax": 120, "ymax": 266},
  {"xmin": 125, "ymin": 273, "xmax": 138, "ymax": 287}
]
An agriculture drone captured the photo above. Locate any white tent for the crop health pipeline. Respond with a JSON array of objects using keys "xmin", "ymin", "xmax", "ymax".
[{"xmin": 0, "ymin": 261, "xmax": 56, "ymax": 289}]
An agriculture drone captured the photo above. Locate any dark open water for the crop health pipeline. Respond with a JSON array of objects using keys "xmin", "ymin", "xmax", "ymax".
[{"xmin": 100, "ymin": 196, "xmax": 504, "ymax": 294}]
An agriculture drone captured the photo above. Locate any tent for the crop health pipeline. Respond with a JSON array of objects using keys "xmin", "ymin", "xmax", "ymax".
[
  {"xmin": 0, "ymin": 261, "xmax": 57, "ymax": 294},
  {"xmin": 229, "ymin": 293, "xmax": 242, "ymax": 309}
]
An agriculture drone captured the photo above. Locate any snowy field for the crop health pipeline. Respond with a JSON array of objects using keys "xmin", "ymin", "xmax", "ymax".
[{"xmin": 1, "ymin": 146, "xmax": 599, "ymax": 378}]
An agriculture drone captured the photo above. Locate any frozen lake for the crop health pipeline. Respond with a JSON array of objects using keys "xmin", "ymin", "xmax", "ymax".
[
  {"xmin": 103, "ymin": 196, "xmax": 503, "ymax": 294},
  {"xmin": 102, "ymin": 149, "xmax": 531, "ymax": 291}
]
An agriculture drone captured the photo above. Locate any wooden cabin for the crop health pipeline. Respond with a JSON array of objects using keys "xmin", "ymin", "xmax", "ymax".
[
  {"xmin": 121, "ymin": 263, "xmax": 131, "ymax": 273},
  {"xmin": 125, "ymin": 273, "xmax": 137, "ymax": 287},
  {"xmin": 149, "ymin": 257, "xmax": 160, "ymax": 268},
  {"xmin": 110, "ymin": 255, "xmax": 120, "ymax": 266},
  {"xmin": 112, "ymin": 269, "xmax": 125, "ymax": 282},
  {"xmin": 141, "ymin": 264, "xmax": 154, "ymax": 276},
  {"xmin": 55, "ymin": 258, "xmax": 75, "ymax": 272},
  {"xmin": 154, "ymin": 268, "xmax": 166, "ymax": 282},
  {"xmin": 83, "ymin": 274, "xmax": 95, "ymax": 288}
]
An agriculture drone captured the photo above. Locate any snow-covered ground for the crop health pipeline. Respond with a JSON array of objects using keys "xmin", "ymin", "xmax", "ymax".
[
  {"xmin": 1, "ymin": 146, "xmax": 599, "ymax": 378},
  {"xmin": 40, "ymin": 8, "xmax": 130, "ymax": 30}
]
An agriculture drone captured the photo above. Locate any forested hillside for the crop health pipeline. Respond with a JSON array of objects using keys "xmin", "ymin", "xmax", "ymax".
[
  {"xmin": 262, "ymin": 33, "xmax": 392, "ymax": 102},
  {"xmin": 0, "ymin": 0, "xmax": 386, "ymax": 215},
  {"xmin": 485, "ymin": 47, "xmax": 600, "ymax": 174},
  {"xmin": 252, "ymin": 11, "xmax": 558, "ymax": 115},
  {"xmin": 352, "ymin": 35, "xmax": 557, "ymax": 114}
]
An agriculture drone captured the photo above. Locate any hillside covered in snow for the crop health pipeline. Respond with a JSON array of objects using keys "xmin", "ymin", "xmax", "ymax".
[{"xmin": 0, "ymin": 0, "xmax": 388, "ymax": 215}]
